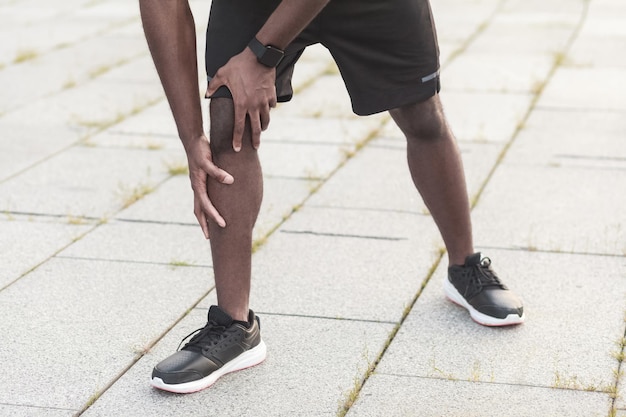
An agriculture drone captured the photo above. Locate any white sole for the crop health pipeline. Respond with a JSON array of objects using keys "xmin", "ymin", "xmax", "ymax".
[
  {"xmin": 444, "ymin": 279, "xmax": 525, "ymax": 327},
  {"xmin": 151, "ymin": 340, "xmax": 267, "ymax": 394}
]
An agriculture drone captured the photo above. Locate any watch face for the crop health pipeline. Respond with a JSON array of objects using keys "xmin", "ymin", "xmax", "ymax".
[{"xmin": 260, "ymin": 46, "xmax": 284, "ymax": 68}]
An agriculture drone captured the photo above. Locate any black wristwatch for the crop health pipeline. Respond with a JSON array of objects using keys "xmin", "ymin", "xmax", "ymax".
[{"xmin": 248, "ymin": 37, "xmax": 285, "ymax": 68}]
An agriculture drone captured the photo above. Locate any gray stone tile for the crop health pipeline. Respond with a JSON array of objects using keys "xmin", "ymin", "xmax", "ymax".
[
  {"xmin": 0, "ymin": 124, "xmax": 79, "ymax": 182},
  {"xmin": 438, "ymin": 90, "xmax": 534, "ymax": 143},
  {"xmin": 472, "ymin": 162, "xmax": 626, "ymax": 256},
  {"xmin": 567, "ymin": 35, "xmax": 626, "ymax": 68},
  {"xmin": 81, "ymin": 310, "xmax": 394, "ymax": 417},
  {"xmin": 58, "ymin": 220, "xmax": 212, "ymax": 267},
  {"xmin": 0, "ymin": 257, "xmax": 213, "ymax": 410},
  {"xmin": 513, "ymin": 108, "xmax": 626, "ymax": 164},
  {"xmin": 304, "ymin": 137, "xmax": 502, "ymax": 217},
  {"xmin": 263, "ymin": 114, "xmax": 385, "ymax": 147},
  {"xmin": 468, "ymin": 21, "xmax": 575, "ymax": 55},
  {"xmin": 537, "ymin": 68, "xmax": 626, "ymax": 112},
  {"xmin": 258, "ymin": 140, "xmax": 346, "ymax": 180},
  {"xmin": 0, "ymin": 214, "xmax": 92, "ymax": 289},
  {"xmin": 375, "ymin": 250, "xmax": 625, "ymax": 391},
  {"xmin": 100, "ymin": 100, "xmax": 177, "ymax": 140},
  {"xmin": 246, "ymin": 227, "xmax": 442, "ymax": 323},
  {"xmin": 0, "ymin": 32, "xmax": 148, "ymax": 114},
  {"xmin": 443, "ymin": 52, "xmax": 554, "ymax": 93},
  {"xmin": 114, "ymin": 175, "xmax": 196, "ymax": 225},
  {"xmin": 305, "ymin": 143, "xmax": 425, "ymax": 214},
  {"xmin": 0, "ymin": 146, "xmax": 174, "ymax": 218},
  {"xmin": 348, "ymin": 374, "xmax": 612, "ymax": 417},
  {"xmin": 432, "ymin": 0, "xmax": 500, "ymax": 43},
  {"xmin": 114, "ymin": 174, "xmax": 315, "ymax": 244}
]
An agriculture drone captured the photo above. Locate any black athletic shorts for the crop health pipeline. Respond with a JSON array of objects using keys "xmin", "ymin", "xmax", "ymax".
[{"xmin": 205, "ymin": 0, "xmax": 441, "ymax": 116}]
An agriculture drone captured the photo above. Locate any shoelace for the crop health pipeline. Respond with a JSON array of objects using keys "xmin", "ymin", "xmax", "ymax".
[
  {"xmin": 177, "ymin": 321, "xmax": 228, "ymax": 352},
  {"xmin": 461, "ymin": 257, "xmax": 506, "ymax": 299}
]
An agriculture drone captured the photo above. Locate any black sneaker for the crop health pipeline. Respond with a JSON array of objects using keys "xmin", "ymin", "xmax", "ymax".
[
  {"xmin": 445, "ymin": 253, "xmax": 524, "ymax": 326},
  {"xmin": 151, "ymin": 305, "xmax": 266, "ymax": 393}
]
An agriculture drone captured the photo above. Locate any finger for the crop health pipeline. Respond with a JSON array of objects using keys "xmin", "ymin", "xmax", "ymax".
[
  {"xmin": 196, "ymin": 188, "xmax": 226, "ymax": 228},
  {"xmin": 206, "ymin": 73, "xmax": 223, "ymax": 98},
  {"xmin": 249, "ymin": 110, "xmax": 262, "ymax": 150},
  {"xmin": 232, "ymin": 102, "xmax": 246, "ymax": 152},
  {"xmin": 202, "ymin": 159, "xmax": 234, "ymax": 185},
  {"xmin": 260, "ymin": 105, "xmax": 271, "ymax": 132},
  {"xmin": 193, "ymin": 199, "xmax": 210, "ymax": 239}
]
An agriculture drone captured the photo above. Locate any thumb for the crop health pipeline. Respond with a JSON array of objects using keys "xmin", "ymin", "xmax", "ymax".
[{"xmin": 206, "ymin": 74, "xmax": 224, "ymax": 98}]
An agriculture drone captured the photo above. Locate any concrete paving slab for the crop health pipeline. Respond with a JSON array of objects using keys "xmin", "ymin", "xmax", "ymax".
[
  {"xmin": 258, "ymin": 140, "xmax": 347, "ymax": 180},
  {"xmin": 348, "ymin": 373, "xmax": 612, "ymax": 417},
  {"xmin": 244, "ymin": 228, "xmax": 439, "ymax": 323},
  {"xmin": 472, "ymin": 163, "xmax": 626, "ymax": 256},
  {"xmin": 304, "ymin": 143, "xmax": 424, "ymax": 214},
  {"xmin": 264, "ymin": 114, "xmax": 385, "ymax": 147},
  {"xmin": 58, "ymin": 220, "xmax": 212, "ymax": 268},
  {"xmin": 504, "ymin": 108, "xmax": 626, "ymax": 169},
  {"xmin": 375, "ymin": 249, "xmax": 625, "ymax": 390},
  {"xmin": 438, "ymin": 90, "xmax": 534, "ymax": 143},
  {"xmin": 567, "ymin": 35, "xmax": 626, "ymax": 68},
  {"xmin": 304, "ymin": 137, "xmax": 503, "ymax": 217},
  {"xmin": 114, "ymin": 174, "xmax": 316, "ymax": 245},
  {"xmin": 0, "ymin": 32, "xmax": 147, "ymax": 114},
  {"xmin": 101, "ymin": 100, "xmax": 177, "ymax": 139},
  {"xmin": 468, "ymin": 21, "xmax": 575, "ymax": 55},
  {"xmin": 0, "ymin": 214, "xmax": 92, "ymax": 289},
  {"xmin": 443, "ymin": 53, "xmax": 554, "ymax": 93},
  {"xmin": 114, "ymin": 175, "xmax": 196, "ymax": 225},
  {"xmin": 431, "ymin": 0, "xmax": 500, "ymax": 43},
  {"xmin": 537, "ymin": 67, "xmax": 626, "ymax": 112},
  {"xmin": 0, "ymin": 124, "xmax": 79, "ymax": 182},
  {"xmin": 81, "ymin": 309, "xmax": 394, "ymax": 417},
  {"xmin": 0, "ymin": 146, "xmax": 174, "ymax": 218},
  {"xmin": 0, "ymin": 257, "xmax": 213, "ymax": 410}
]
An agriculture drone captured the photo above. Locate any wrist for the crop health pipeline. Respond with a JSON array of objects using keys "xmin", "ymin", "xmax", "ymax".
[{"xmin": 247, "ymin": 37, "xmax": 285, "ymax": 68}]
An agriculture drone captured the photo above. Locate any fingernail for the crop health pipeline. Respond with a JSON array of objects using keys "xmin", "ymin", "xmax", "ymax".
[{"xmin": 223, "ymin": 175, "xmax": 234, "ymax": 184}]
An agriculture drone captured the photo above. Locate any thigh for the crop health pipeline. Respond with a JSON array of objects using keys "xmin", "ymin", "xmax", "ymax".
[
  {"xmin": 319, "ymin": 0, "xmax": 441, "ymax": 115},
  {"xmin": 205, "ymin": 0, "xmax": 315, "ymax": 102}
]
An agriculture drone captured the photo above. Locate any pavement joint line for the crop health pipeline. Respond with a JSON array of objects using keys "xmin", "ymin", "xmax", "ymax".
[
  {"xmin": 373, "ymin": 372, "xmax": 618, "ymax": 394},
  {"xmin": 337, "ymin": 250, "xmax": 446, "ymax": 416},
  {"xmin": 533, "ymin": 106, "xmax": 626, "ymax": 115},
  {"xmin": 476, "ymin": 245, "xmax": 626, "ymax": 259},
  {"xmin": 53, "ymin": 255, "xmax": 212, "ymax": 269},
  {"xmin": 200, "ymin": 310, "xmax": 399, "ymax": 326},
  {"xmin": 280, "ymin": 229, "xmax": 408, "ymax": 242},
  {"xmin": 74, "ymin": 285, "xmax": 217, "ymax": 417},
  {"xmin": 114, "ymin": 217, "xmax": 197, "ymax": 227},
  {"xmin": 0, "ymin": 402, "xmax": 79, "ymax": 413},
  {"xmin": 305, "ymin": 204, "xmax": 429, "ymax": 217},
  {"xmin": 609, "ymin": 317, "xmax": 626, "ymax": 413},
  {"xmin": 465, "ymin": 0, "xmax": 591, "ymax": 214}
]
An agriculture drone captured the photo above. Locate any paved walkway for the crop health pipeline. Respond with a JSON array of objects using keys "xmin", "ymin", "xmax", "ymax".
[{"xmin": 1, "ymin": 0, "xmax": 625, "ymax": 416}]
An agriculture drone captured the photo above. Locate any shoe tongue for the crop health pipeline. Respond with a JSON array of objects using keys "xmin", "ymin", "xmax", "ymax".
[
  {"xmin": 208, "ymin": 305, "xmax": 234, "ymax": 327},
  {"xmin": 465, "ymin": 252, "xmax": 482, "ymax": 266}
]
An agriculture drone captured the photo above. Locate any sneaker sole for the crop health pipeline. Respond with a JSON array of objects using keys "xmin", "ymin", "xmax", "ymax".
[
  {"xmin": 444, "ymin": 279, "xmax": 525, "ymax": 327},
  {"xmin": 150, "ymin": 340, "xmax": 267, "ymax": 394}
]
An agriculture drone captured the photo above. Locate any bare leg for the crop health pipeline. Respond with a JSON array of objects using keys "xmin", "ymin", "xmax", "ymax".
[
  {"xmin": 207, "ymin": 98, "xmax": 263, "ymax": 322},
  {"xmin": 389, "ymin": 94, "xmax": 473, "ymax": 266}
]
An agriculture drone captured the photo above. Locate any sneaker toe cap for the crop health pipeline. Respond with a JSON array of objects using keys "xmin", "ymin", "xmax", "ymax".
[
  {"xmin": 472, "ymin": 291, "xmax": 524, "ymax": 319},
  {"xmin": 152, "ymin": 350, "xmax": 219, "ymax": 384}
]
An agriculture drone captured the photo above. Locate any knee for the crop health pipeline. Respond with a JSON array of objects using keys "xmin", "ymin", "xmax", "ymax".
[
  {"xmin": 389, "ymin": 95, "xmax": 448, "ymax": 142},
  {"xmin": 209, "ymin": 98, "xmax": 236, "ymax": 156}
]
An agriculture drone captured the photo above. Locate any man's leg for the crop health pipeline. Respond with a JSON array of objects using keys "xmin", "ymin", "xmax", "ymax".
[
  {"xmin": 151, "ymin": 97, "xmax": 266, "ymax": 393},
  {"xmin": 389, "ymin": 94, "xmax": 524, "ymax": 326},
  {"xmin": 207, "ymin": 98, "xmax": 263, "ymax": 322},
  {"xmin": 389, "ymin": 94, "xmax": 473, "ymax": 267}
]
